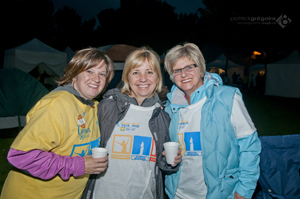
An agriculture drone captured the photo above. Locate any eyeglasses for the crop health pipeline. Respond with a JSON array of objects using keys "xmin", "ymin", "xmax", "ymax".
[{"xmin": 172, "ymin": 64, "xmax": 197, "ymax": 76}]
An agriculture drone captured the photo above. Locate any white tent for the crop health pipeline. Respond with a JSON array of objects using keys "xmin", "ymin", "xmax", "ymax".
[
  {"xmin": 265, "ymin": 50, "xmax": 300, "ymax": 98},
  {"xmin": 206, "ymin": 54, "xmax": 244, "ymax": 84},
  {"xmin": 98, "ymin": 44, "xmax": 116, "ymax": 52},
  {"xmin": 4, "ymin": 38, "xmax": 67, "ymax": 77}
]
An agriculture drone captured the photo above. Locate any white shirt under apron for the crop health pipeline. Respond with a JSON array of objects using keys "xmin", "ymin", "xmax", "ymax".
[
  {"xmin": 175, "ymin": 94, "xmax": 256, "ymax": 199},
  {"xmin": 93, "ymin": 103, "xmax": 159, "ymax": 199}
]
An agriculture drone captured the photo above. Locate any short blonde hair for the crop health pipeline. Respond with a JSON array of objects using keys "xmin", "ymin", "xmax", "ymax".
[
  {"xmin": 164, "ymin": 43, "xmax": 206, "ymax": 81},
  {"xmin": 121, "ymin": 47, "xmax": 162, "ymax": 96},
  {"xmin": 57, "ymin": 48, "xmax": 114, "ymax": 92}
]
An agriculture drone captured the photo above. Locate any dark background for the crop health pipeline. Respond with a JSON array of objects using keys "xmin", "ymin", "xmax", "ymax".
[{"xmin": 1, "ymin": 0, "xmax": 299, "ymax": 68}]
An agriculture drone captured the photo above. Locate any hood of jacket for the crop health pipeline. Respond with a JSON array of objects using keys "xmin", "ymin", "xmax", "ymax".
[
  {"xmin": 166, "ymin": 72, "xmax": 223, "ymax": 110},
  {"xmin": 51, "ymin": 84, "xmax": 95, "ymax": 106},
  {"xmin": 103, "ymin": 88, "xmax": 162, "ymax": 107}
]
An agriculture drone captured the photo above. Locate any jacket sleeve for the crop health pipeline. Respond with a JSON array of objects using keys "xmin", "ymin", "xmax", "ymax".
[
  {"xmin": 157, "ymin": 110, "xmax": 179, "ymax": 174},
  {"xmin": 164, "ymin": 103, "xmax": 179, "ymax": 143},
  {"xmin": 97, "ymin": 98, "xmax": 125, "ymax": 148},
  {"xmin": 7, "ymin": 148, "xmax": 85, "ymax": 180},
  {"xmin": 235, "ymin": 131, "xmax": 261, "ymax": 198}
]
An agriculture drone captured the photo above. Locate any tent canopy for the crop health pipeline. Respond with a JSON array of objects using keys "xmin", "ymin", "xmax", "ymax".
[
  {"xmin": 206, "ymin": 54, "xmax": 244, "ymax": 84},
  {"xmin": 105, "ymin": 44, "xmax": 138, "ymax": 62},
  {"xmin": 98, "ymin": 44, "xmax": 117, "ymax": 52},
  {"xmin": 4, "ymin": 38, "xmax": 67, "ymax": 77},
  {"xmin": 0, "ymin": 68, "xmax": 49, "ymax": 129},
  {"xmin": 206, "ymin": 54, "xmax": 244, "ymax": 69},
  {"xmin": 98, "ymin": 44, "xmax": 138, "ymax": 70},
  {"xmin": 265, "ymin": 50, "xmax": 300, "ymax": 98}
]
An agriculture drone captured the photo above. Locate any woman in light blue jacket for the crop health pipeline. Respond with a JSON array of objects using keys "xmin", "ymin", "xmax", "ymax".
[{"xmin": 163, "ymin": 43, "xmax": 261, "ymax": 199}]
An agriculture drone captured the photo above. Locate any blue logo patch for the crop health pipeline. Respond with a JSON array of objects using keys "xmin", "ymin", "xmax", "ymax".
[
  {"xmin": 70, "ymin": 136, "xmax": 100, "ymax": 156},
  {"xmin": 131, "ymin": 136, "xmax": 152, "ymax": 161},
  {"xmin": 184, "ymin": 132, "xmax": 202, "ymax": 156}
]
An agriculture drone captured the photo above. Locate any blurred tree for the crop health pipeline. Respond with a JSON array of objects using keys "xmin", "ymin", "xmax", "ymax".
[
  {"xmin": 2, "ymin": 0, "xmax": 55, "ymax": 46},
  {"xmin": 21, "ymin": 0, "xmax": 55, "ymax": 43},
  {"xmin": 1, "ymin": 0, "xmax": 56, "ymax": 66},
  {"xmin": 53, "ymin": 7, "xmax": 95, "ymax": 51},
  {"xmin": 80, "ymin": 18, "xmax": 97, "ymax": 48},
  {"xmin": 96, "ymin": 0, "xmax": 180, "ymax": 54},
  {"xmin": 53, "ymin": 7, "xmax": 82, "ymax": 50},
  {"xmin": 96, "ymin": 8, "xmax": 121, "ymax": 46},
  {"xmin": 177, "ymin": 12, "xmax": 201, "ymax": 45}
]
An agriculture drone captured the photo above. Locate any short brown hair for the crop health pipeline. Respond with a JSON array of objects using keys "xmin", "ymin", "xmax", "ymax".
[{"xmin": 57, "ymin": 48, "xmax": 114, "ymax": 91}]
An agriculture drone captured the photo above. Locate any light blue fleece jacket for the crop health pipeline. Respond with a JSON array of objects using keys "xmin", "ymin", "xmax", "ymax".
[{"xmin": 164, "ymin": 72, "xmax": 261, "ymax": 199}]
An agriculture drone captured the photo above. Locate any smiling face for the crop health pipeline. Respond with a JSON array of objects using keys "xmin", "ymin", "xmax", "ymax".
[
  {"xmin": 73, "ymin": 60, "xmax": 107, "ymax": 100},
  {"xmin": 128, "ymin": 60, "xmax": 159, "ymax": 105},
  {"xmin": 172, "ymin": 57, "xmax": 204, "ymax": 97}
]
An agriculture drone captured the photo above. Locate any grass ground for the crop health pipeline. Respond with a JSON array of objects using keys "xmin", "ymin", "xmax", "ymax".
[
  {"xmin": 0, "ymin": 90, "xmax": 299, "ymax": 196},
  {"xmin": 242, "ymin": 90, "xmax": 299, "ymax": 136}
]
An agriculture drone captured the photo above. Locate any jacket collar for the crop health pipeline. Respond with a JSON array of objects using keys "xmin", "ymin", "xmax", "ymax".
[{"xmin": 167, "ymin": 72, "xmax": 223, "ymax": 113}]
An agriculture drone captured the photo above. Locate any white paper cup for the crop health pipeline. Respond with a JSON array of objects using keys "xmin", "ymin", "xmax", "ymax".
[
  {"xmin": 92, "ymin": 147, "xmax": 108, "ymax": 158},
  {"xmin": 163, "ymin": 142, "xmax": 179, "ymax": 164}
]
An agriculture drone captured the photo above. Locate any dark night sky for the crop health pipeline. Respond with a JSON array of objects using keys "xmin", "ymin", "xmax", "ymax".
[{"xmin": 52, "ymin": 0, "xmax": 205, "ymax": 21}]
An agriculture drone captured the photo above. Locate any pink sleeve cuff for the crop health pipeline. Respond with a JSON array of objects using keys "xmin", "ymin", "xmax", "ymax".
[{"xmin": 73, "ymin": 156, "xmax": 85, "ymax": 177}]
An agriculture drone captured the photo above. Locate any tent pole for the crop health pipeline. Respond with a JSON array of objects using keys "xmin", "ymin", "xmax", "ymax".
[
  {"xmin": 18, "ymin": 115, "xmax": 21, "ymax": 132},
  {"xmin": 225, "ymin": 57, "xmax": 228, "ymax": 74}
]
